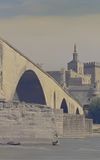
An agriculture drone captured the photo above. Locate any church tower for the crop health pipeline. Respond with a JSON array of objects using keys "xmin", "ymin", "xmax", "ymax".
[
  {"xmin": 68, "ymin": 44, "xmax": 84, "ymax": 75},
  {"xmin": 73, "ymin": 44, "xmax": 78, "ymax": 62}
]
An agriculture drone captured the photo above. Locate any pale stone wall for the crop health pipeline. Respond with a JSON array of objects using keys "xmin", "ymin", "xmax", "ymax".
[
  {"xmin": 85, "ymin": 119, "xmax": 93, "ymax": 135},
  {"xmin": 0, "ymin": 103, "xmax": 59, "ymax": 144},
  {"xmin": 67, "ymin": 70, "xmax": 91, "ymax": 85},
  {"xmin": 0, "ymin": 103, "xmax": 92, "ymax": 144},
  {"xmin": 63, "ymin": 114, "xmax": 86, "ymax": 138},
  {"xmin": 95, "ymin": 67, "xmax": 100, "ymax": 85},
  {"xmin": 84, "ymin": 62, "xmax": 95, "ymax": 83},
  {"xmin": 63, "ymin": 114, "xmax": 93, "ymax": 138},
  {"xmin": 53, "ymin": 109, "xmax": 63, "ymax": 137},
  {"xmin": 77, "ymin": 62, "xmax": 84, "ymax": 75}
]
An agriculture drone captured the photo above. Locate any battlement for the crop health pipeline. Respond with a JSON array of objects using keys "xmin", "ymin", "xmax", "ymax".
[
  {"xmin": 84, "ymin": 62, "xmax": 100, "ymax": 67},
  {"xmin": 84, "ymin": 62, "xmax": 95, "ymax": 67}
]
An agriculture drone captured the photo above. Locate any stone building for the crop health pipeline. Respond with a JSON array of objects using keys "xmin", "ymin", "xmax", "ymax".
[
  {"xmin": 47, "ymin": 45, "xmax": 100, "ymax": 108},
  {"xmin": 67, "ymin": 44, "xmax": 91, "ymax": 86}
]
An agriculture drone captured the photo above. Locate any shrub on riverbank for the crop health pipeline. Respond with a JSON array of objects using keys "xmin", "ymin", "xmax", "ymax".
[{"xmin": 88, "ymin": 97, "xmax": 100, "ymax": 124}]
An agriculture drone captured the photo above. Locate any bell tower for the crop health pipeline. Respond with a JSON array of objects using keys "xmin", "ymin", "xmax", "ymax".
[{"xmin": 73, "ymin": 44, "xmax": 78, "ymax": 62}]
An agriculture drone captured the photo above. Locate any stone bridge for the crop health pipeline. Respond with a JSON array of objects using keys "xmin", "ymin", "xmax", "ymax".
[{"xmin": 0, "ymin": 38, "xmax": 83, "ymax": 115}]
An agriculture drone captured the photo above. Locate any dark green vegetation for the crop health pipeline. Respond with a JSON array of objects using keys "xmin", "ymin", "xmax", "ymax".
[{"xmin": 88, "ymin": 97, "xmax": 100, "ymax": 124}]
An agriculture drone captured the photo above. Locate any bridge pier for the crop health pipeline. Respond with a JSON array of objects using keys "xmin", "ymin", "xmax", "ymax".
[{"xmin": 0, "ymin": 103, "xmax": 92, "ymax": 144}]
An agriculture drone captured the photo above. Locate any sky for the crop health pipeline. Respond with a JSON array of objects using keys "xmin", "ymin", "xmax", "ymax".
[{"xmin": 0, "ymin": 0, "xmax": 100, "ymax": 70}]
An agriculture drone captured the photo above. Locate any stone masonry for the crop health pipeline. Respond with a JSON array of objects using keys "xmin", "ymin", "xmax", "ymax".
[{"xmin": 0, "ymin": 103, "xmax": 92, "ymax": 144}]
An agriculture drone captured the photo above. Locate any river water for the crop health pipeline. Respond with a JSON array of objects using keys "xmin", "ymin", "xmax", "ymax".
[{"xmin": 0, "ymin": 137, "xmax": 100, "ymax": 160}]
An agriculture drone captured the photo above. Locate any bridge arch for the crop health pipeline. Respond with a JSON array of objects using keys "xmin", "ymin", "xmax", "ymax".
[
  {"xmin": 53, "ymin": 92, "xmax": 56, "ymax": 109},
  {"xmin": 13, "ymin": 70, "xmax": 46, "ymax": 105},
  {"xmin": 76, "ymin": 108, "xmax": 80, "ymax": 115},
  {"xmin": 60, "ymin": 98, "xmax": 68, "ymax": 113},
  {"xmin": 1, "ymin": 39, "xmax": 84, "ymax": 115}
]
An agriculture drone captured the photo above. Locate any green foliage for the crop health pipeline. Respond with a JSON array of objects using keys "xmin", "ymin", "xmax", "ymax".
[{"xmin": 88, "ymin": 97, "xmax": 100, "ymax": 124}]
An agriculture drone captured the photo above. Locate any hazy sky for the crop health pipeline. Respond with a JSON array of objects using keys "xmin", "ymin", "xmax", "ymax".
[{"xmin": 0, "ymin": 0, "xmax": 100, "ymax": 70}]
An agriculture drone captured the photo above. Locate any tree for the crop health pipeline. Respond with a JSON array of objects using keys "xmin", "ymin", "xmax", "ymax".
[{"xmin": 88, "ymin": 97, "xmax": 100, "ymax": 124}]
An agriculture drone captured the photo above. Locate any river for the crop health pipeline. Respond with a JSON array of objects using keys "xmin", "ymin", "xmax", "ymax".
[{"xmin": 0, "ymin": 137, "xmax": 100, "ymax": 160}]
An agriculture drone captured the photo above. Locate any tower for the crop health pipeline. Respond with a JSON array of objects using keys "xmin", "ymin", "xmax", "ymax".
[
  {"xmin": 67, "ymin": 44, "xmax": 84, "ymax": 75},
  {"xmin": 73, "ymin": 44, "xmax": 78, "ymax": 62}
]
